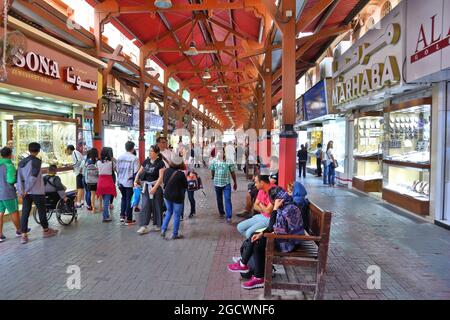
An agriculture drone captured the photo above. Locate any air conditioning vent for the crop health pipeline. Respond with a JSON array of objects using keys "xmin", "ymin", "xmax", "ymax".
[{"xmin": 320, "ymin": 58, "xmax": 333, "ymax": 80}]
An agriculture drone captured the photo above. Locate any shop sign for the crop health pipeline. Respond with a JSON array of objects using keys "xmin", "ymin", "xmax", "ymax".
[
  {"xmin": 406, "ymin": 0, "xmax": 450, "ymax": 82},
  {"xmin": 3, "ymin": 28, "xmax": 99, "ymax": 104},
  {"xmin": 304, "ymin": 80, "xmax": 332, "ymax": 121},
  {"xmin": 109, "ymin": 102, "xmax": 133, "ymax": 127},
  {"xmin": 150, "ymin": 113, "xmax": 163, "ymax": 130},
  {"xmin": 332, "ymin": 2, "xmax": 405, "ymax": 109}
]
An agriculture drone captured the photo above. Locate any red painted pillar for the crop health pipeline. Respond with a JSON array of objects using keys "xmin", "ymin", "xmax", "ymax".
[
  {"xmin": 279, "ymin": 125, "xmax": 297, "ymax": 188},
  {"xmin": 278, "ymin": 0, "xmax": 297, "ymax": 189},
  {"xmin": 93, "ymin": 98, "xmax": 103, "ymax": 151},
  {"xmin": 138, "ymin": 103, "xmax": 145, "ymax": 163}
]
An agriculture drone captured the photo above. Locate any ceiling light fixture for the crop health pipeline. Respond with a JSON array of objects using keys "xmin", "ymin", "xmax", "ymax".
[
  {"xmin": 217, "ymin": 96, "xmax": 223, "ymax": 102},
  {"xmin": 202, "ymin": 68, "xmax": 211, "ymax": 80},
  {"xmin": 211, "ymin": 85, "xmax": 218, "ymax": 93},
  {"xmin": 184, "ymin": 42, "xmax": 198, "ymax": 56},
  {"xmin": 154, "ymin": 0, "xmax": 172, "ymax": 9}
]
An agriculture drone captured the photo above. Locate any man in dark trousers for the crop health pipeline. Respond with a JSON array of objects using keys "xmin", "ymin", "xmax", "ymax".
[{"xmin": 297, "ymin": 144, "xmax": 308, "ymax": 178}]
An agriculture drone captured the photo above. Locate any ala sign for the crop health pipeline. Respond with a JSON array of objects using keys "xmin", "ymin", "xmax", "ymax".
[
  {"xmin": 406, "ymin": 0, "xmax": 450, "ymax": 82},
  {"xmin": 332, "ymin": 1, "xmax": 405, "ymax": 109}
]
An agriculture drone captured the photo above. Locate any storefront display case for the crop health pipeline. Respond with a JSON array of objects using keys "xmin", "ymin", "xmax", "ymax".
[
  {"xmin": 13, "ymin": 115, "xmax": 77, "ymax": 190},
  {"xmin": 353, "ymin": 112, "xmax": 384, "ymax": 192},
  {"xmin": 306, "ymin": 126, "xmax": 323, "ymax": 173},
  {"xmin": 323, "ymin": 118, "xmax": 346, "ymax": 175},
  {"xmin": 381, "ymin": 98, "xmax": 432, "ymax": 215}
]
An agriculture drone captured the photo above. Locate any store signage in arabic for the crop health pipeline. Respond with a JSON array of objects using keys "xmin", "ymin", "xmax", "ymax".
[
  {"xmin": 332, "ymin": 23, "xmax": 401, "ymax": 106},
  {"xmin": 65, "ymin": 67, "xmax": 97, "ymax": 90},
  {"xmin": 110, "ymin": 103, "xmax": 133, "ymax": 126},
  {"xmin": 12, "ymin": 51, "xmax": 97, "ymax": 91}
]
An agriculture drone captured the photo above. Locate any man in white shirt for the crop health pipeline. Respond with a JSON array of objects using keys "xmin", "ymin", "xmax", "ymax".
[
  {"xmin": 157, "ymin": 136, "xmax": 173, "ymax": 168},
  {"xmin": 66, "ymin": 145, "xmax": 84, "ymax": 207},
  {"xmin": 117, "ymin": 141, "xmax": 140, "ymax": 224}
]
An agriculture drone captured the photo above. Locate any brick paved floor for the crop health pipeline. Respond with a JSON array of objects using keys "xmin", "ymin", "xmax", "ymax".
[{"xmin": 0, "ymin": 169, "xmax": 449, "ymax": 300}]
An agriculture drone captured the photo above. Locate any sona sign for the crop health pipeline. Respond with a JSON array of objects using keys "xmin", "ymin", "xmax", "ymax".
[
  {"xmin": 332, "ymin": 2, "xmax": 405, "ymax": 109},
  {"xmin": 406, "ymin": 0, "xmax": 450, "ymax": 82}
]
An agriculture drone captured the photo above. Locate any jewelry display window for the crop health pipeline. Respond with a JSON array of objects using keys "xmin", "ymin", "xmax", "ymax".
[
  {"xmin": 383, "ymin": 99, "xmax": 431, "ymax": 165},
  {"xmin": 13, "ymin": 116, "xmax": 77, "ymax": 168},
  {"xmin": 306, "ymin": 126, "xmax": 323, "ymax": 169}
]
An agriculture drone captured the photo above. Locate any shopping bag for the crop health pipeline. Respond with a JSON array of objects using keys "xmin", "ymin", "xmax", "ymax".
[{"xmin": 131, "ymin": 186, "xmax": 141, "ymax": 208}]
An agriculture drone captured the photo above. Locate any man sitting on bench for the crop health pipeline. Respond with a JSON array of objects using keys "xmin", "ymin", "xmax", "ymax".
[{"xmin": 44, "ymin": 165, "xmax": 67, "ymax": 204}]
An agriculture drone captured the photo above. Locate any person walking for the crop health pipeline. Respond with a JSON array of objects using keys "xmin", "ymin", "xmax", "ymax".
[
  {"xmin": 17, "ymin": 143, "xmax": 58, "ymax": 244},
  {"xmin": 117, "ymin": 141, "xmax": 140, "ymax": 225},
  {"xmin": 96, "ymin": 147, "xmax": 117, "ymax": 222},
  {"xmin": 84, "ymin": 148, "xmax": 100, "ymax": 213},
  {"xmin": 326, "ymin": 141, "xmax": 337, "ymax": 187},
  {"xmin": 65, "ymin": 145, "xmax": 84, "ymax": 208},
  {"xmin": 209, "ymin": 149, "xmax": 237, "ymax": 223},
  {"xmin": 134, "ymin": 145, "xmax": 165, "ymax": 235},
  {"xmin": 315, "ymin": 143, "xmax": 323, "ymax": 177},
  {"xmin": 0, "ymin": 147, "xmax": 24, "ymax": 243},
  {"xmin": 156, "ymin": 136, "xmax": 173, "ymax": 168},
  {"xmin": 297, "ymin": 144, "xmax": 308, "ymax": 178},
  {"xmin": 161, "ymin": 153, "xmax": 188, "ymax": 240},
  {"xmin": 186, "ymin": 170, "xmax": 202, "ymax": 218}
]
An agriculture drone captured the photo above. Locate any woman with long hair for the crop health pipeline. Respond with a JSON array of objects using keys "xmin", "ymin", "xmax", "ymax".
[
  {"xmin": 84, "ymin": 148, "xmax": 99, "ymax": 213},
  {"xmin": 326, "ymin": 141, "xmax": 337, "ymax": 187},
  {"xmin": 161, "ymin": 152, "xmax": 188, "ymax": 240},
  {"xmin": 134, "ymin": 145, "xmax": 165, "ymax": 235},
  {"xmin": 96, "ymin": 147, "xmax": 117, "ymax": 222}
]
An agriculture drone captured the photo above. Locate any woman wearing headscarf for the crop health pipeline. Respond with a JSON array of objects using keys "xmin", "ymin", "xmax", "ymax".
[{"xmin": 227, "ymin": 186, "xmax": 305, "ymax": 290}]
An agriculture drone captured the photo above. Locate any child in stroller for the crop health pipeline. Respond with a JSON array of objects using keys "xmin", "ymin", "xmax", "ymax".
[{"xmin": 37, "ymin": 165, "xmax": 77, "ymax": 225}]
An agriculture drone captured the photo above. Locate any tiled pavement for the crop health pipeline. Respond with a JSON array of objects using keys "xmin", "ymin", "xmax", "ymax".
[{"xmin": 0, "ymin": 169, "xmax": 450, "ymax": 300}]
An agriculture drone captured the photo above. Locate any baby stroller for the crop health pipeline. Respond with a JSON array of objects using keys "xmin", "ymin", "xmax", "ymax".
[{"xmin": 32, "ymin": 191, "xmax": 78, "ymax": 226}]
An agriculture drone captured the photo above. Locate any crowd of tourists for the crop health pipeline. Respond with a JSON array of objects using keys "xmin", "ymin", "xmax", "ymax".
[{"xmin": 0, "ymin": 137, "xmax": 312, "ymax": 294}]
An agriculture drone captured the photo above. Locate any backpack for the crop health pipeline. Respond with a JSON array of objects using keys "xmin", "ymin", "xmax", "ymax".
[
  {"xmin": 43, "ymin": 175, "xmax": 57, "ymax": 188},
  {"xmin": 84, "ymin": 162, "xmax": 99, "ymax": 184}
]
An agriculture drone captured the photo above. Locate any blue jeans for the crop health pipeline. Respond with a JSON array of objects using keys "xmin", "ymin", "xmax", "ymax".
[
  {"xmin": 187, "ymin": 190, "xmax": 195, "ymax": 214},
  {"xmin": 102, "ymin": 194, "xmax": 112, "ymax": 219},
  {"xmin": 215, "ymin": 184, "xmax": 232, "ymax": 219},
  {"xmin": 162, "ymin": 199, "xmax": 183, "ymax": 236},
  {"xmin": 328, "ymin": 164, "xmax": 336, "ymax": 186},
  {"xmin": 323, "ymin": 163, "xmax": 329, "ymax": 184},
  {"xmin": 119, "ymin": 185, "xmax": 133, "ymax": 221},
  {"xmin": 84, "ymin": 179, "xmax": 91, "ymax": 207},
  {"xmin": 237, "ymin": 213, "xmax": 270, "ymax": 239}
]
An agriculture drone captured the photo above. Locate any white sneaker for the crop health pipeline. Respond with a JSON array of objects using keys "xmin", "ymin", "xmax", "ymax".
[
  {"xmin": 137, "ymin": 226, "xmax": 150, "ymax": 235},
  {"xmin": 232, "ymin": 256, "xmax": 241, "ymax": 263}
]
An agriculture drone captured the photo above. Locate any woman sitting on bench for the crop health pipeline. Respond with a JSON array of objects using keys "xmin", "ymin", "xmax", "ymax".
[{"xmin": 227, "ymin": 186, "xmax": 305, "ymax": 290}]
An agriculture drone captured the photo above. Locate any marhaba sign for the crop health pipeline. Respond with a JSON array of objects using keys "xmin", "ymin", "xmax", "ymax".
[
  {"xmin": 3, "ymin": 28, "xmax": 99, "ymax": 105},
  {"xmin": 332, "ymin": 2, "xmax": 405, "ymax": 108}
]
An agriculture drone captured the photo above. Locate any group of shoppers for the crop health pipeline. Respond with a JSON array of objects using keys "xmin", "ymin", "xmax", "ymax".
[
  {"xmin": 75, "ymin": 137, "xmax": 198, "ymax": 240},
  {"xmin": 0, "ymin": 143, "xmax": 59, "ymax": 244},
  {"xmin": 297, "ymin": 140, "xmax": 337, "ymax": 186}
]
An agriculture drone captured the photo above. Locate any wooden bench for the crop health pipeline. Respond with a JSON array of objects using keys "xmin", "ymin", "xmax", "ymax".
[{"xmin": 263, "ymin": 201, "xmax": 332, "ymax": 300}]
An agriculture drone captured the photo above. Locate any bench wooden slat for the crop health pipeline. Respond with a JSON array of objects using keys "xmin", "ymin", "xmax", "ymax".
[{"xmin": 273, "ymin": 257, "xmax": 318, "ymax": 267}]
